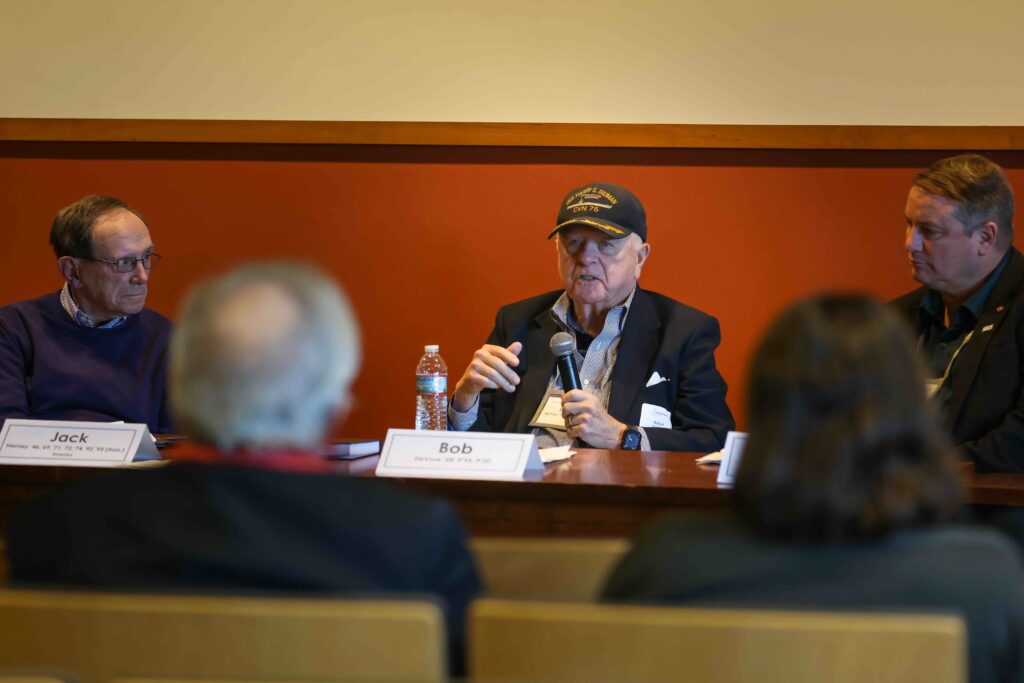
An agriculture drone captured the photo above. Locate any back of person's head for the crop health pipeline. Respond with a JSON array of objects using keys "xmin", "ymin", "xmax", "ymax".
[
  {"xmin": 170, "ymin": 262, "xmax": 361, "ymax": 451},
  {"xmin": 913, "ymin": 153, "xmax": 1015, "ymax": 250},
  {"xmin": 737, "ymin": 293, "xmax": 963, "ymax": 542},
  {"xmin": 50, "ymin": 194, "xmax": 147, "ymax": 258}
]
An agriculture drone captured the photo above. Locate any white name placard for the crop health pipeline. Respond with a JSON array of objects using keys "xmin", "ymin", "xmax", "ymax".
[
  {"xmin": 716, "ymin": 430, "xmax": 749, "ymax": 485},
  {"xmin": 376, "ymin": 429, "xmax": 543, "ymax": 480},
  {"xmin": 0, "ymin": 419, "xmax": 160, "ymax": 467}
]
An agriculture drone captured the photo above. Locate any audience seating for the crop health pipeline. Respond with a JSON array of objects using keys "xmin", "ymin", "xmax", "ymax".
[
  {"xmin": 0, "ymin": 548, "xmax": 968, "ymax": 683},
  {"xmin": 0, "ymin": 589, "xmax": 446, "ymax": 683},
  {"xmin": 470, "ymin": 537, "xmax": 629, "ymax": 601},
  {"xmin": 469, "ymin": 599, "xmax": 966, "ymax": 683}
]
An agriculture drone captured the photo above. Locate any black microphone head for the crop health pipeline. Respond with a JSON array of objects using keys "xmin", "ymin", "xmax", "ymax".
[{"xmin": 550, "ymin": 332, "xmax": 576, "ymax": 358}]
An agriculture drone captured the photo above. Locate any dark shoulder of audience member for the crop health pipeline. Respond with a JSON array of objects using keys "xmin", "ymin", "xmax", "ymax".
[{"xmin": 736, "ymin": 294, "xmax": 964, "ymax": 543}]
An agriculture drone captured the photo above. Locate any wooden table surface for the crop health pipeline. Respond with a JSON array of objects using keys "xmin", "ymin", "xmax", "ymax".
[
  {"xmin": 344, "ymin": 449, "xmax": 1024, "ymax": 536},
  {"xmin": 0, "ymin": 449, "xmax": 1020, "ymax": 537}
]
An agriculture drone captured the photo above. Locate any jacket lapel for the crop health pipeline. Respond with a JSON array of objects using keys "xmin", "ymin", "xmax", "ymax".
[
  {"xmin": 608, "ymin": 289, "xmax": 661, "ymax": 422},
  {"xmin": 508, "ymin": 308, "xmax": 560, "ymax": 433},
  {"xmin": 946, "ymin": 249, "xmax": 1024, "ymax": 431}
]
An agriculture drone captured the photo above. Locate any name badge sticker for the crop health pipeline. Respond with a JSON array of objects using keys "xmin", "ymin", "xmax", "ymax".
[
  {"xmin": 639, "ymin": 403, "xmax": 672, "ymax": 429},
  {"xmin": 0, "ymin": 419, "xmax": 160, "ymax": 467},
  {"xmin": 376, "ymin": 429, "xmax": 543, "ymax": 480},
  {"xmin": 528, "ymin": 393, "xmax": 567, "ymax": 430}
]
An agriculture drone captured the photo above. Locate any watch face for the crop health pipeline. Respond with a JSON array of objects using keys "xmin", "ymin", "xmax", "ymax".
[{"xmin": 622, "ymin": 428, "xmax": 642, "ymax": 450}]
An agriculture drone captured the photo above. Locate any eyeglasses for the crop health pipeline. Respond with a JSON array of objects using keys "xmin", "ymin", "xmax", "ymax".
[{"xmin": 82, "ymin": 253, "xmax": 162, "ymax": 273}]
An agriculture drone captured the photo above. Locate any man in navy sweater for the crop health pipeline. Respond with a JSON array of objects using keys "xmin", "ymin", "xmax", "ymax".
[{"xmin": 0, "ymin": 195, "xmax": 173, "ymax": 432}]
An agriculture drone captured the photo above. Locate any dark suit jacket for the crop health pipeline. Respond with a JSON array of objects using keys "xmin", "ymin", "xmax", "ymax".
[
  {"xmin": 468, "ymin": 288, "xmax": 734, "ymax": 452},
  {"xmin": 603, "ymin": 512, "xmax": 1024, "ymax": 683},
  {"xmin": 6, "ymin": 461, "xmax": 481, "ymax": 671},
  {"xmin": 891, "ymin": 248, "xmax": 1024, "ymax": 473}
]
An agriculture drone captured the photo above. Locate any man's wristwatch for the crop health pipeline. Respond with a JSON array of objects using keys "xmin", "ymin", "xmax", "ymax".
[{"xmin": 619, "ymin": 425, "xmax": 642, "ymax": 450}]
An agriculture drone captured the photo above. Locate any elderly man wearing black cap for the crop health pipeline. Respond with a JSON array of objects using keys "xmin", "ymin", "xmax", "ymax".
[{"xmin": 448, "ymin": 182, "xmax": 734, "ymax": 452}]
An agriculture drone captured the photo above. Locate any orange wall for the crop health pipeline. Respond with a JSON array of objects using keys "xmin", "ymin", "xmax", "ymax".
[{"xmin": 3, "ymin": 143, "xmax": 1023, "ymax": 441}]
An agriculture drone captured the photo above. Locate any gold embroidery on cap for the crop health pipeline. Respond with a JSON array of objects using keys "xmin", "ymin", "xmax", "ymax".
[{"xmin": 554, "ymin": 218, "xmax": 625, "ymax": 234}]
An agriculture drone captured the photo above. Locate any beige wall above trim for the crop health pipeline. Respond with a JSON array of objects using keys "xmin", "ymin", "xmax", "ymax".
[{"xmin": 2, "ymin": 0, "xmax": 1024, "ymax": 125}]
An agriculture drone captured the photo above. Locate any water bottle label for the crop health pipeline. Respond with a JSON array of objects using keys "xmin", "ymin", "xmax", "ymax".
[{"xmin": 416, "ymin": 376, "xmax": 447, "ymax": 394}]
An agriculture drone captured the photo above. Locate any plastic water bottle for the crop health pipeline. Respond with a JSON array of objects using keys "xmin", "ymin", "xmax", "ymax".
[{"xmin": 415, "ymin": 344, "xmax": 448, "ymax": 430}]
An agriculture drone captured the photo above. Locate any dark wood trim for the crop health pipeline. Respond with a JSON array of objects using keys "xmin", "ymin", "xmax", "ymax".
[{"xmin": 3, "ymin": 118, "xmax": 1024, "ymax": 150}]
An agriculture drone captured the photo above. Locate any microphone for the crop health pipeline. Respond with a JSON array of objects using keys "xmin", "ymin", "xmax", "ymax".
[{"xmin": 549, "ymin": 332, "xmax": 582, "ymax": 392}]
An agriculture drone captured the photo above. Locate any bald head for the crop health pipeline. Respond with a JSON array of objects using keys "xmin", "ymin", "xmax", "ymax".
[{"xmin": 170, "ymin": 263, "xmax": 361, "ymax": 451}]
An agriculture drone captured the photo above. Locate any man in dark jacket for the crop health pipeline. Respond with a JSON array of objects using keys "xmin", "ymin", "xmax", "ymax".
[
  {"xmin": 891, "ymin": 154, "xmax": 1024, "ymax": 473},
  {"xmin": 448, "ymin": 182, "xmax": 733, "ymax": 453}
]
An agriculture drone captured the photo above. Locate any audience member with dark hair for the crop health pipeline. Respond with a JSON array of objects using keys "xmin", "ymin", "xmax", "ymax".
[
  {"xmin": 603, "ymin": 294, "xmax": 1024, "ymax": 683},
  {"xmin": 0, "ymin": 194, "xmax": 173, "ymax": 431},
  {"xmin": 7, "ymin": 262, "xmax": 481, "ymax": 673}
]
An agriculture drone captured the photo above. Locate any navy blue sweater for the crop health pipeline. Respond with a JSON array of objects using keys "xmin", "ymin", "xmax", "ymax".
[{"xmin": 0, "ymin": 292, "xmax": 174, "ymax": 432}]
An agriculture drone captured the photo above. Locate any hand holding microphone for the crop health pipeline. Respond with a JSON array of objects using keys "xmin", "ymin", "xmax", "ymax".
[{"xmin": 550, "ymin": 332, "xmax": 628, "ymax": 448}]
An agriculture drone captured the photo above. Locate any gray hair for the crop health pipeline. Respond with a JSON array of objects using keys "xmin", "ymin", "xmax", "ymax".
[{"xmin": 170, "ymin": 262, "xmax": 361, "ymax": 451}]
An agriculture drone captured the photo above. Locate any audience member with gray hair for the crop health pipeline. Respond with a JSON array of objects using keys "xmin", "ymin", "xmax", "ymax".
[
  {"xmin": 169, "ymin": 262, "xmax": 361, "ymax": 450},
  {"xmin": 7, "ymin": 262, "xmax": 481, "ymax": 673}
]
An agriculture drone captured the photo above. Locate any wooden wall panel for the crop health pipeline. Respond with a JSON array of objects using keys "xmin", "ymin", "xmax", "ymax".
[{"xmin": 3, "ymin": 142, "xmax": 1023, "ymax": 439}]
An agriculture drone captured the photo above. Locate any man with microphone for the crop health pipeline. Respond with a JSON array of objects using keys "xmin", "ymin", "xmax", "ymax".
[{"xmin": 448, "ymin": 182, "xmax": 734, "ymax": 452}]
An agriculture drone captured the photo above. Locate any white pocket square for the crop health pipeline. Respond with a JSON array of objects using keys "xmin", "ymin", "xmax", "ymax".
[{"xmin": 646, "ymin": 371, "xmax": 669, "ymax": 388}]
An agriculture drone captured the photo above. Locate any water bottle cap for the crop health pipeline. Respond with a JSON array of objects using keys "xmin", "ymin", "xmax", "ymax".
[{"xmin": 424, "ymin": 344, "xmax": 439, "ymax": 352}]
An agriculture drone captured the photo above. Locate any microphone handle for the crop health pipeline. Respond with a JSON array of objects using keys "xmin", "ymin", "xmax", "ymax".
[{"xmin": 556, "ymin": 354, "xmax": 582, "ymax": 391}]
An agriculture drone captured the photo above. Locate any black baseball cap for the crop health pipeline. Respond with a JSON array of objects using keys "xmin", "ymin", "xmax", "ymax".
[{"xmin": 548, "ymin": 182, "xmax": 647, "ymax": 242}]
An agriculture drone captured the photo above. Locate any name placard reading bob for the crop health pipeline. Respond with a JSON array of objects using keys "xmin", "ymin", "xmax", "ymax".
[
  {"xmin": 376, "ymin": 429, "xmax": 543, "ymax": 480},
  {"xmin": 0, "ymin": 419, "xmax": 160, "ymax": 467}
]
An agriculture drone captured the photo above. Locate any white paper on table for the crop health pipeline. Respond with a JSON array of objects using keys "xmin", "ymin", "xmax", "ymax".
[
  {"xmin": 696, "ymin": 450, "xmax": 723, "ymax": 465},
  {"xmin": 539, "ymin": 446, "xmax": 575, "ymax": 464}
]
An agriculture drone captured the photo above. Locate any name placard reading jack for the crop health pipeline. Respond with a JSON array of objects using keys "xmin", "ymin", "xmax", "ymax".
[
  {"xmin": 0, "ymin": 419, "xmax": 160, "ymax": 467},
  {"xmin": 376, "ymin": 429, "xmax": 544, "ymax": 480}
]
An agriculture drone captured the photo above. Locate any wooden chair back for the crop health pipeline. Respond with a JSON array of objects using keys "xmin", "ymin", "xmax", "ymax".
[
  {"xmin": 471, "ymin": 537, "xmax": 628, "ymax": 601},
  {"xmin": 470, "ymin": 599, "xmax": 966, "ymax": 683},
  {"xmin": 0, "ymin": 589, "xmax": 446, "ymax": 683}
]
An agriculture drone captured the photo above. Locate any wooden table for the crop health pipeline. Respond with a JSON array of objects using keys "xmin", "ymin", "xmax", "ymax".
[
  {"xmin": 346, "ymin": 449, "xmax": 729, "ymax": 536},
  {"xmin": 349, "ymin": 450, "xmax": 1024, "ymax": 536},
  {"xmin": 0, "ymin": 449, "xmax": 1021, "ymax": 537}
]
